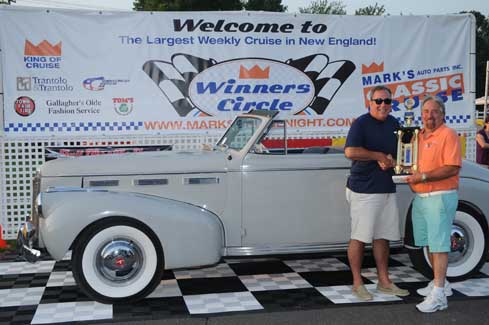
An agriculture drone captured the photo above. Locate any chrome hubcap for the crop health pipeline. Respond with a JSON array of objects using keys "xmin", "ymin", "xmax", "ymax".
[
  {"xmin": 96, "ymin": 239, "xmax": 143, "ymax": 282},
  {"xmin": 448, "ymin": 224, "xmax": 468, "ymax": 264}
]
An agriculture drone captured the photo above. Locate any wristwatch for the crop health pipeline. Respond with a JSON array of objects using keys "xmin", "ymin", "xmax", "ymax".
[{"xmin": 421, "ymin": 173, "xmax": 427, "ymax": 182}]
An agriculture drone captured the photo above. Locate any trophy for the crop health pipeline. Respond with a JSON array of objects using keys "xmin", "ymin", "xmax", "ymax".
[{"xmin": 393, "ymin": 98, "xmax": 420, "ymax": 183}]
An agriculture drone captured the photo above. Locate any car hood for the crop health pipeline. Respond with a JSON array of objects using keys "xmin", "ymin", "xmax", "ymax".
[{"xmin": 40, "ymin": 150, "xmax": 229, "ymax": 177}]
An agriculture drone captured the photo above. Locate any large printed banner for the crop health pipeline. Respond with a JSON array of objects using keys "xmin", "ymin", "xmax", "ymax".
[{"xmin": 0, "ymin": 8, "xmax": 475, "ymax": 137}]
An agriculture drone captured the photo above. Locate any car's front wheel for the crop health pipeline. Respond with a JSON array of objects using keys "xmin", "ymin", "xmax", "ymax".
[
  {"xmin": 408, "ymin": 204, "xmax": 488, "ymax": 281},
  {"xmin": 72, "ymin": 217, "xmax": 164, "ymax": 304}
]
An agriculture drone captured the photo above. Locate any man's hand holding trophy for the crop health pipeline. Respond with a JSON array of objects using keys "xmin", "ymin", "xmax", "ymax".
[{"xmin": 393, "ymin": 98, "xmax": 420, "ymax": 183}]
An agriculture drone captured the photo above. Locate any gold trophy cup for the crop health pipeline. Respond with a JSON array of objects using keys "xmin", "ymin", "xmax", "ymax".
[{"xmin": 393, "ymin": 98, "xmax": 420, "ymax": 183}]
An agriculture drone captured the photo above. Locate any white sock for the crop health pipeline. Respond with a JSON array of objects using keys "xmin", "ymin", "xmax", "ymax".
[{"xmin": 433, "ymin": 286, "xmax": 444, "ymax": 296}]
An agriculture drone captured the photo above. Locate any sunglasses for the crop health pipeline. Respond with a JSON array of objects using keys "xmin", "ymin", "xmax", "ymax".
[{"xmin": 372, "ymin": 98, "xmax": 392, "ymax": 105}]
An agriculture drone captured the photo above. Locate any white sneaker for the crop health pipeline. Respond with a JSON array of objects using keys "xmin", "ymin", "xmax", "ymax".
[
  {"xmin": 416, "ymin": 292, "xmax": 448, "ymax": 313},
  {"xmin": 416, "ymin": 280, "xmax": 453, "ymax": 297}
]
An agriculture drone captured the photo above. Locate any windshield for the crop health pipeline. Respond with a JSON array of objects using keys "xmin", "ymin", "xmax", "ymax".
[{"xmin": 216, "ymin": 117, "xmax": 262, "ymax": 150}]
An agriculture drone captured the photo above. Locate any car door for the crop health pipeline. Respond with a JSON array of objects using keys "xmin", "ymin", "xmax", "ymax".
[{"xmin": 241, "ymin": 143, "xmax": 351, "ymax": 249}]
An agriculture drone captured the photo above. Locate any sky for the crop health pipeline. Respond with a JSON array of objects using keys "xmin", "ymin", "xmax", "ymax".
[{"xmin": 6, "ymin": 0, "xmax": 489, "ymax": 15}]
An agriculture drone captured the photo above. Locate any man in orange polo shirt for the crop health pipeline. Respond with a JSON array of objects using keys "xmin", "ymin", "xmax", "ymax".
[{"xmin": 406, "ymin": 95, "xmax": 462, "ymax": 313}]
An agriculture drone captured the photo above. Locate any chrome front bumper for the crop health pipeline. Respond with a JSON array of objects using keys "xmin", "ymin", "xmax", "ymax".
[
  {"xmin": 17, "ymin": 219, "xmax": 41, "ymax": 263},
  {"xmin": 18, "ymin": 172, "xmax": 43, "ymax": 263}
]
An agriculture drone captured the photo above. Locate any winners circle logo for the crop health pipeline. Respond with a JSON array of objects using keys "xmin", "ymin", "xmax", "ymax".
[
  {"xmin": 142, "ymin": 54, "xmax": 356, "ymax": 117},
  {"xmin": 14, "ymin": 96, "xmax": 36, "ymax": 116},
  {"xmin": 189, "ymin": 59, "xmax": 314, "ymax": 116}
]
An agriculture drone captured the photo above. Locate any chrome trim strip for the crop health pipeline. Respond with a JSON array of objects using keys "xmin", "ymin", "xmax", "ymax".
[
  {"xmin": 184, "ymin": 177, "xmax": 220, "ymax": 185},
  {"xmin": 133, "ymin": 178, "xmax": 168, "ymax": 186},
  {"xmin": 45, "ymin": 171, "xmax": 227, "ymax": 178},
  {"xmin": 46, "ymin": 186, "xmax": 108, "ymax": 193},
  {"xmin": 224, "ymin": 240, "xmax": 404, "ymax": 256},
  {"xmin": 241, "ymin": 167, "xmax": 350, "ymax": 172},
  {"xmin": 460, "ymin": 176, "xmax": 489, "ymax": 183}
]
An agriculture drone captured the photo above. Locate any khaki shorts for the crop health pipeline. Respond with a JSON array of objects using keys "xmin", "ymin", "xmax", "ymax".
[{"xmin": 346, "ymin": 188, "xmax": 400, "ymax": 243}]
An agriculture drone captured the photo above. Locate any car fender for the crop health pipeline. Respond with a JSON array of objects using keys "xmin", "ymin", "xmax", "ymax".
[
  {"xmin": 40, "ymin": 189, "xmax": 224, "ymax": 269},
  {"xmin": 403, "ymin": 176, "xmax": 489, "ymax": 249}
]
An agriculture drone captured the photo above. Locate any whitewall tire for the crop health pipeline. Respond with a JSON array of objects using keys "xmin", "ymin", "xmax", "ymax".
[
  {"xmin": 72, "ymin": 218, "xmax": 164, "ymax": 303},
  {"xmin": 409, "ymin": 205, "xmax": 488, "ymax": 281}
]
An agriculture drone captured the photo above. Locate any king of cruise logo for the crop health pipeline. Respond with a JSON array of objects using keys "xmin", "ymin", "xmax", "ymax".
[
  {"xmin": 188, "ymin": 59, "xmax": 314, "ymax": 116},
  {"xmin": 24, "ymin": 40, "xmax": 62, "ymax": 69}
]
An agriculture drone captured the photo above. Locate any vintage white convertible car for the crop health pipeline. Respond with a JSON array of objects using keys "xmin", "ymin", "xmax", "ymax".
[{"xmin": 18, "ymin": 111, "xmax": 489, "ymax": 303}]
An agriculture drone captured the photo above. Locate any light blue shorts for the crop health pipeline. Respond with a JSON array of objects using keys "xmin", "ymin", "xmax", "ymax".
[{"xmin": 412, "ymin": 192, "xmax": 458, "ymax": 252}]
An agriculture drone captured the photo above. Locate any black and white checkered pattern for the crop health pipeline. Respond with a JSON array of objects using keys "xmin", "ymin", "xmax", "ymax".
[
  {"xmin": 4, "ymin": 121, "xmax": 143, "ymax": 133},
  {"xmin": 143, "ymin": 54, "xmax": 216, "ymax": 117},
  {"xmin": 286, "ymin": 54, "xmax": 356, "ymax": 114},
  {"xmin": 1, "ymin": 251, "xmax": 488, "ymax": 324}
]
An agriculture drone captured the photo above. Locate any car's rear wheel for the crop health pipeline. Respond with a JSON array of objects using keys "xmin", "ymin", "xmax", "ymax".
[
  {"xmin": 408, "ymin": 204, "xmax": 488, "ymax": 281},
  {"xmin": 72, "ymin": 217, "xmax": 164, "ymax": 303}
]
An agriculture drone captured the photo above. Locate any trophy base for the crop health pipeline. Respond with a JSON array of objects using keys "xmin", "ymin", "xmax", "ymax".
[{"xmin": 392, "ymin": 175, "xmax": 409, "ymax": 184}]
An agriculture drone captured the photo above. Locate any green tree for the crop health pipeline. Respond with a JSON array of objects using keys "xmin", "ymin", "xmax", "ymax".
[
  {"xmin": 133, "ymin": 0, "xmax": 242, "ymax": 11},
  {"xmin": 133, "ymin": 0, "xmax": 286, "ymax": 11},
  {"xmin": 355, "ymin": 2, "xmax": 386, "ymax": 16},
  {"xmin": 299, "ymin": 0, "xmax": 346, "ymax": 15},
  {"xmin": 461, "ymin": 11, "xmax": 489, "ymax": 98},
  {"xmin": 243, "ymin": 0, "xmax": 287, "ymax": 12},
  {"xmin": 133, "ymin": 0, "xmax": 166, "ymax": 11}
]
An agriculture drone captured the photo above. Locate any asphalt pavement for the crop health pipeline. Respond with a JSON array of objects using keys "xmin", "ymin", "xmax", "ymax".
[{"xmin": 98, "ymin": 297, "xmax": 489, "ymax": 325}]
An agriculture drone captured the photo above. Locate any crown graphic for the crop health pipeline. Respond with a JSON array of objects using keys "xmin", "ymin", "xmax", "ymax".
[
  {"xmin": 239, "ymin": 65, "xmax": 270, "ymax": 79},
  {"xmin": 361, "ymin": 62, "xmax": 384, "ymax": 74},
  {"xmin": 24, "ymin": 40, "xmax": 62, "ymax": 56}
]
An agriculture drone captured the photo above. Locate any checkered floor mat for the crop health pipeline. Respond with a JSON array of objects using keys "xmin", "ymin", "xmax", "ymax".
[{"xmin": 0, "ymin": 251, "xmax": 488, "ymax": 324}]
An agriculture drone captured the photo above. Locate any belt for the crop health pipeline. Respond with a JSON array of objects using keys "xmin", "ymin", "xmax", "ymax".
[{"xmin": 417, "ymin": 189, "xmax": 457, "ymax": 198}]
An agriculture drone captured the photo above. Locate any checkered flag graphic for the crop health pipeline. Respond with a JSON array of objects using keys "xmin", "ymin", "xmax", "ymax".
[
  {"xmin": 287, "ymin": 54, "xmax": 355, "ymax": 114},
  {"xmin": 286, "ymin": 54, "xmax": 329, "ymax": 83},
  {"xmin": 309, "ymin": 60, "xmax": 356, "ymax": 114},
  {"xmin": 142, "ymin": 54, "xmax": 216, "ymax": 117},
  {"xmin": 143, "ymin": 53, "xmax": 355, "ymax": 117}
]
